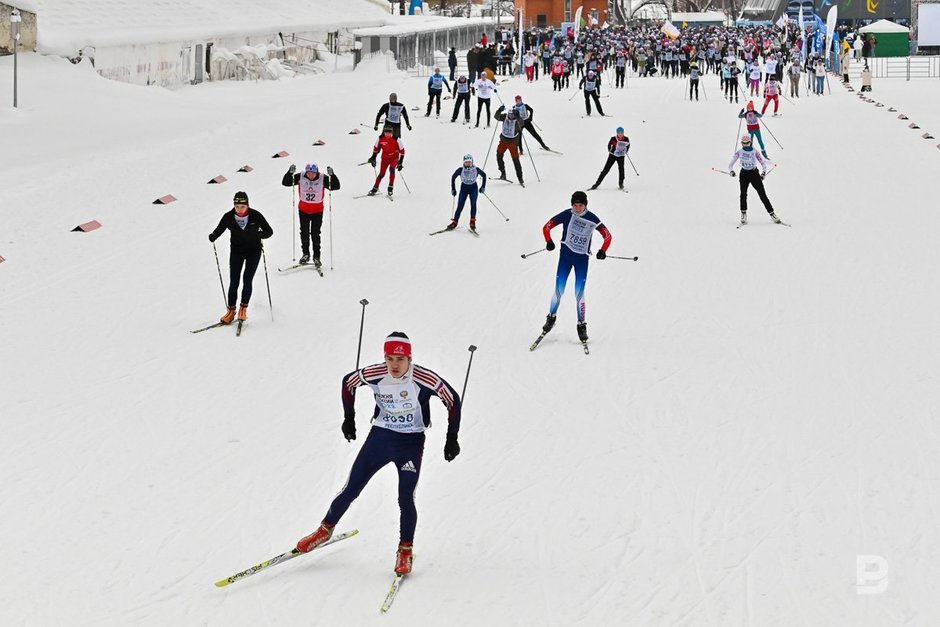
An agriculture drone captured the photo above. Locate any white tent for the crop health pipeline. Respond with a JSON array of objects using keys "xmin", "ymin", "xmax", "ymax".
[{"xmin": 859, "ymin": 19, "xmax": 910, "ymax": 33}]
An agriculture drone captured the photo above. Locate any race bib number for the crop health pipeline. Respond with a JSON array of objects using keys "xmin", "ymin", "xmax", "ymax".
[
  {"xmin": 374, "ymin": 381, "xmax": 423, "ymax": 432},
  {"xmin": 564, "ymin": 215, "xmax": 597, "ymax": 255}
]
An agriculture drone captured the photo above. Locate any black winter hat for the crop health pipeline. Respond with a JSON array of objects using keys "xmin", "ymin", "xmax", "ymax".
[
  {"xmin": 233, "ymin": 191, "xmax": 249, "ymax": 205},
  {"xmin": 571, "ymin": 191, "xmax": 588, "ymax": 206}
]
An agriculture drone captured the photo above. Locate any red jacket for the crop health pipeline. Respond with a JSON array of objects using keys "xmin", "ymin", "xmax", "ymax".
[{"xmin": 373, "ymin": 135, "xmax": 405, "ymax": 161}]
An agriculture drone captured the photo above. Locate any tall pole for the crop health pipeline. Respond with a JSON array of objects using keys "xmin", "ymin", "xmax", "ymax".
[{"xmin": 12, "ymin": 9, "xmax": 21, "ymax": 108}]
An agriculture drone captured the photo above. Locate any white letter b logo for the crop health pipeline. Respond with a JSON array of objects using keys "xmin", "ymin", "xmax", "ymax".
[{"xmin": 856, "ymin": 555, "xmax": 889, "ymax": 595}]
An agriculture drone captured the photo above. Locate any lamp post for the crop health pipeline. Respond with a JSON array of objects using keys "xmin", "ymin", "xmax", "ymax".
[{"xmin": 11, "ymin": 8, "xmax": 21, "ymax": 108}]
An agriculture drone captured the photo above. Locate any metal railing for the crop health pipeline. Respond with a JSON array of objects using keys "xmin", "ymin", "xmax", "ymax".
[{"xmin": 845, "ymin": 55, "xmax": 940, "ymax": 80}]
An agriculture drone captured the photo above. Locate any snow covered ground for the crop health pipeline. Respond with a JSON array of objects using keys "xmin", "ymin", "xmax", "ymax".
[{"xmin": 2, "ymin": 47, "xmax": 940, "ymax": 626}]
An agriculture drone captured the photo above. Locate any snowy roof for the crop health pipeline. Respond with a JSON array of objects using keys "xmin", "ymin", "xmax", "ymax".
[
  {"xmin": 350, "ymin": 16, "xmax": 495, "ymax": 37},
  {"xmin": 6, "ymin": 0, "xmax": 39, "ymax": 13},
  {"xmin": 858, "ymin": 19, "xmax": 910, "ymax": 33},
  {"xmin": 670, "ymin": 11, "xmax": 727, "ymax": 24},
  {"xmin": 26, "ymin": 0, "xmax": 394, "ymax": 55}
]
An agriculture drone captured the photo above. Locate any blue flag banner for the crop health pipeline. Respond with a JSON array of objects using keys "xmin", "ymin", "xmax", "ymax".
[{"xmin": 814, "ymin": 15, "xmax": 826, "ymax": 55}]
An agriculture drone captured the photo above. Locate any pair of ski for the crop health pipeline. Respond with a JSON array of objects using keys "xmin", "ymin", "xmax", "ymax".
[
  {"xmin": 736, "ymin": 216, "xmax": 791, "ymax": 229},
  {"xmin": 213, "ymin": 529, "xmax": 408, "ymax": 613},
  {"xmin": 492, "ymin": 176, "xmax": 524, "ymax": 188},
  {"xmin": 353, "ymin": 192, "xmax": 394, "ymax": 202},
  {"xmin": 278, "ymin": 261, "xmax": 323, "ymax": 277},
  {"xmin": 191, "ymin": 320, "xmax": 245, "ymax": 335},
  {"xmin": 429, "ymin": 226, "xmax": 479, "ymax": 237},
  {"xmin": 530, "ymin": 330, "xmax": 590, "ymax": 355}
]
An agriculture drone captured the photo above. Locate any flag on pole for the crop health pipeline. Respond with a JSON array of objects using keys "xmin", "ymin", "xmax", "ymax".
[
  {"xmin": 775, "ymin": 13, "xmax": 787, "ymax": 29},
  {"xmin": 661, "ymin": 21, "xmax": 680, "ymax": 40},
  {"xmin": 825, "ymin": 5, "xmax": 838, "ymax": 61},
  {"xmin": 799, "ymin": 6, "xmax": 807, "ymax": 61}
]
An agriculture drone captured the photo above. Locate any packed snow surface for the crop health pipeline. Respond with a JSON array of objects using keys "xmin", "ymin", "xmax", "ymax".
[{"xmin": 1, "ymin": 49, "xmax": 939, "ymax": 626}]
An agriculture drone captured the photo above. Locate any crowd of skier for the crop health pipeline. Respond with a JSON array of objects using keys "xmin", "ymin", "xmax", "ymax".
[{"xmin": 209, "ymin": 18, "xmax": 855, "ymax": 587}]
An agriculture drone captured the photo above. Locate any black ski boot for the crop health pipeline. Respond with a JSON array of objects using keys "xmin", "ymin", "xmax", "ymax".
[
  {"xmin": 387, "ymin": 185, "xmax": 394, "ymax": 196},
  {"xmin": 577, "ymin": 322, "xmax": 588, "ymax": 342},
  {"xmin": 542, "ymin": 313, "xmax": 557, "ymax": 334},
  {"xmin": 367, "ymin": 187, "xmax": 379, "ymax": 196},
  {"xmin": 298, "ymin": 254, "xmax": 310, "ymax": 265}
]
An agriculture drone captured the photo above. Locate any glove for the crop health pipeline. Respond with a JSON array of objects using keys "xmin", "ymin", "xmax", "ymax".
[
  {"xmin": 479, "ymin": 187, "xmax": 485, "ymax": 194},
  {"xmin": 761, "ymin": 172, "xmax": 766, "ymax": 180},
  {"xmin": 407, "ymin": 124, "xmax": 412, "ymax": 131},
  {"xmin": 342, "ymin": 417, "xmax": 356, "ymax": 442},
  {"xmin": 730, "ymin": 171, "xmax": 737, "ymax": 178},
  {"xmin": 546, "ymin": 240, "xmax": 556, "ymax": 251},
  {"xmin": 326, "ymin": 166, "xmax": 334, "ymax": 177},
  {"xmin": 397, "ymin": 162, "xmax": 404, "ymax": 171},
  {"xmin": 596, "ymin": 249, "xmax": 606, "ymax": 260},
  {"xmin": 368, "ymin": 156, "xmax": 377, "ymax": 167},
  {"xmin": 374, "ymin": 124, "xmax": 378, "ymax": 131},
  {"xmin": 444, "ymin": 434, "xmax": 461, "ymax": 462},
  {"xmin": 288, "ymin": 164, "xmax": 296, "ymax": 174},
  {"xmin": 451, "ymin": 189, "xmax": 457, "ymax": 197},
  {"xmin": 208, "ymin": 233, "xmax": 217, "ymax": 243}
]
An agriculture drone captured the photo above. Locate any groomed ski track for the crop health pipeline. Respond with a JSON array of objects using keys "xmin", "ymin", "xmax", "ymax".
[{"xmin": 1, "ymin": 46, "xmax": 940, "ymax": 626}]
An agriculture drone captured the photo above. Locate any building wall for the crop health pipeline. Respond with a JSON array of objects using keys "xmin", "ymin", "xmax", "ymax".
[
  {"xmin": 0, "ymin": 3, "xmax": 37, "ymax": 54},
  {"xmin": 513, "ymin": 0, "xmax": 611, "ymax": 29}
]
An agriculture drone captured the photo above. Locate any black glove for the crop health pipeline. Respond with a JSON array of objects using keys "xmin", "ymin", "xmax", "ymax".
[
  {"xmin": 596, "ymin": 249, "xmax": 606, "ymax": 260},
  {"xmin": 368, "ymin": 156, "xmax": 377, "ymax": 167},
  {"xmin": 374, "ymin": 124, "xmax": 378, "ymax": 131},
  {"xmin": 288, "ymin": 164, "xmax": 296, "ymax": 174},
  {"xmin": 342, "ymin": 417, "xmax": 356, "ymax": 441},
  {"xmin": 546, "ymin": 240, "xmax": 556, "ymax": 251},
  {"xmin": 444, "ymin": 434, "xmax": 461, "ymax": 461},
  {"xmin": 407, "ymin": 124, "xmax": 412, "ymax": 131},
  {"xmin": 326, "ymin": 166, "xmax": 334, "ymax": 177},
  {"xmin": 761, "ymin": 172, "xmax": 766, "ymax": 180},
  {"xmin": 397, "ymin": 162, "xmax": 404, "ymax": 172},
  {"xmin": 730, "ymin": 171, "xmax": 737, "ymax": 178},
  {"xmin": 208, "ymin": 233, "xmax": 217, "ymax": 243},
  {"xmin": 451, "ymin": 189, "xmax": 457, "ymax": 197}
]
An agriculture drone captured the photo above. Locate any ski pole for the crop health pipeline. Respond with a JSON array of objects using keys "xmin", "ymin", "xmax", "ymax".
[
  {"xmin": 764, "ymin": 163, "xmax": 778, "ymax": 177},
  {"xmin": 359, "ymin": 122, "xmax": 375, "ymax": 130},
  {"xmin": 684, "ymin": 76, "xmax": 688, "ymax": 100},
  {"xmin": 291, "ymin": 181, "xmax": 296, "ymax": 261},
  {"xmin": 328, "ymin": 188, "xmax": 334, "ymax": 271},
  {"xmin": 482, "ymin": 123, "xmax": 500, "ymax": 170},
  {"xmin": 451, "ymin": 194, "xmax": 456, "ymax": 218},
  {"xmin": 397, "ymin": 171, "xmax": 411, "ymax": 194},
  {"xmin": 626, "ymin": 153, "xmax": 639, "ymax": 177},
  {"xmin": 212, "ymin": 241, "xmax": 226, "ymax": 307},
  {"xmin": 711, "ymin": 167, "xmax": 733, "ymax": 176},
  {"xmin": 355, "ymin": 298, "xmax": 369, "ymax": 370},
  {"xmin": 733, "ymin": 116, "xmax": 743, "ymax": 152},
  {"xmin": 701, "ymin": 79, "xmax": 708, "ymax": 101},
  {"xmin": 261, "ymin": 242, "xmax": 273, "ymax": 322},
  {"xmin": 759, "ymin": 118, "xmax": 783, "ymax": 149},
  {"xmin": 481, "ymin": 191, "xmax": 509, "ymax": 221},
  {"xmin": 607, "ymin": 255, "xmax": 639, "ymax": 261},
  {"xmin": 460, "ymin": 345, "xmax": 477, "ymax": 407},
  {"xmin": 521, "ymin": 247, "xmax": 546, "ymax": 259},
  {"xmin": 568, "ymin": 89, "xmax": 579, "ymax": 102},
  {"xmin": 520, "ymin": 132, "xmax": 541, "ymax": 183}
]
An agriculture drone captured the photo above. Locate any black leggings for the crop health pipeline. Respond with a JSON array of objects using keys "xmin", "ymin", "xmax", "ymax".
[
  {"xmin": 299, "ymin": 211, "xmax": 323, "ymax": 258},
  {"xmin": 595, "ymin": 154, "xmax": 625, "ymax": 186},
  {"xmin": 476, "ymin": 98, "xmax": 492, "ymax": 125},
  {"xmin": 228, "ymin": 248, "xmax": 262, "ymax": 307},
  {"xmin": 739, "ymin": 169, "xmax": 774, "ymax": 214}
]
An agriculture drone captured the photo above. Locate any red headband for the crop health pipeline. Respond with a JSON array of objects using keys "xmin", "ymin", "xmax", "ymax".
[{"xmin": 384, "ymin": 337, "xmax": 412, "ymax": 357}]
